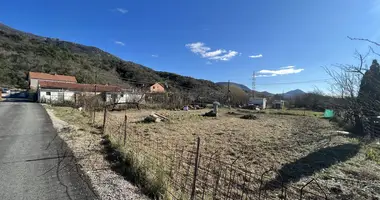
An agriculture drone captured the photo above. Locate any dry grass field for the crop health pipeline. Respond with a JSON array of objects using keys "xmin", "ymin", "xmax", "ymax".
[
  {"xmin": 53, "ymin": 106, "xmax": 380, "ymax": 199},
  {"xmin": 105, "ymin": 109, "xmax": 332, "ymax": 170}
]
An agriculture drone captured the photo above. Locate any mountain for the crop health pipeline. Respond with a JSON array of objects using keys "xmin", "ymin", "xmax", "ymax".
[
  {"xmin": 283, "ymin": 89, "xmax": 305, "ymax": 98},
  {"xmin": 216, "ymin": 82, "xmax": 251, "ymax": 92},
  {"xmin": 261, "ymin": 91, "xmax": 274, "ymax": 96},
  {"xmin": 0, "ymin": 23, "xmax": 224, "ymax": 100},
  {"xmin": 216, "ymin": 82, "xmax": 276, "ymax": 96}
]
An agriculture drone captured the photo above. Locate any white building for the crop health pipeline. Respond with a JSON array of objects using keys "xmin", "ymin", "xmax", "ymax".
[
  {"xmin": 248, "ymin": 97, "xmax": 267, "ymax": 109},
  {"xmin": 38, "ymin": 81, "xmax": 144, "ymax": 104}
]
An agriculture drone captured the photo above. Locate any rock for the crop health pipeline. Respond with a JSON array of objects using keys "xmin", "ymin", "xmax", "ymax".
[
  {"xmin": 143, "ymin": 113, "xmax": 168, "ymax": 123},
  {"xmin": 240, "ymin": 114, "xmax": 258, "ymax": 120},
  {"xmin": 202, "ymin": 110, "xmax": 216, "ymax": 117},
  {"xmin": 330, "ymin": 185, "xmax": 343, "ymax": 194}
]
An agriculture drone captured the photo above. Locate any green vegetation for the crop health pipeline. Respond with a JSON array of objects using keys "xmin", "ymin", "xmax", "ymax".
[
  {"xmin": 264, "ymin": 108, "xmax": 324, "ymax": 117},
  {"xmin": 0, "ymin": 23, "xmax": 224, "ymax": 101},
  {"xmin": 365, "ymin": 146, "xmax": 380, "ymax": 164},
  {"xmin": 358, "ymin": 60, "xmax": 380, "ymax": 116},
  {"xmin": 107, "ymin": 136, "xmax": 168, "ymax": 199},
  {"xmin": 238, "ymin": 108, "xmax": 324, "ymax": 117}
]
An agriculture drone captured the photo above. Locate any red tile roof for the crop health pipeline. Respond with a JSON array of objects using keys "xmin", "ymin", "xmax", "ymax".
[
  {"xmin": 39, "ymin": 81, "xmax": 123, "ymax": 92},
  {"xmin": 29, "ymin": 72, "xmax": 77, "ymax": 83}
]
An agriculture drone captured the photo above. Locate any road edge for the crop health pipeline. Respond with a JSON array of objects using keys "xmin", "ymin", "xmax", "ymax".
[
  {"xmin": 44, "ymin": 107, "xmax": 101, "ymax": 199},
  {"xmin": 44, "ymin": 106, "xmax": 149, "ymax": 200}
]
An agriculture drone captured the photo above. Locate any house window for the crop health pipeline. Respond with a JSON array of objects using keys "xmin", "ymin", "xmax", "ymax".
[
  {"xmin": 46, "ymin": 92, "xmax": 51, "ymax": 96},
  {"xmin": 153, "ymin": 86, "xmax": 156, "ymax": 89},
  {"xmin": 120, "ymin": 94, "xmax": 124, "ymax": 97}
]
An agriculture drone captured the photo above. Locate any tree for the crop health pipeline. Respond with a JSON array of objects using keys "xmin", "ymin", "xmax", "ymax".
[
  {"xmin": 358, "ymin": 59, "xmax": 380, "ymax": 116},
  {"xmin": 325, "ymin": 37, "xmax": 380, "ymax": 135}
]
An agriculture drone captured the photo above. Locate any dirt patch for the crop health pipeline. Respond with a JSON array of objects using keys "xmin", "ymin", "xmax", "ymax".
[{"xmin": 240, "ymin": 114, "xmax": 258, "ymax": 120}]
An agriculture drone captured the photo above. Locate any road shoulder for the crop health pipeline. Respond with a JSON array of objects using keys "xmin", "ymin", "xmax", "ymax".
[{"xmin": 45, "ymin": 106, "xmax": 149, "ymax": 200}]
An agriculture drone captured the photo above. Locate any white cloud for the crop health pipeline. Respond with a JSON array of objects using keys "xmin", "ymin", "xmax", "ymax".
[
  {"xmin": 256, "ymin": 66, "xmax": 304, "ymax": 77},
  {"xmin": 115, "ymin": 8, "xmax": 128, "ymax": 14},
  {"xmin": 203, "ymin": 49, "xmax": 226, "ymax": 58},
  {"xmin": 114, "ymin": 41, "xmax": 125, "ymax": 46},
  {"xmin": 185, "ymin": 42, "xmax": 238, "ymax": 61},
  {"xmin": 209, "ymin": 50, "xmax": 238, "ymax": 61},
  {"xmin": 249, "ymin": 54, "xmax": 263, "ymax": 58},
  {"xmin": 152, "ymin": 54, "xmax": 159, "ymax": 58},
  {"xmin": 280, "ymin": 66, "xmax": 295, "ymax": 69},
  {"xmin": 255, "ymin": 74, "xmax": 276, "ymax": 77}
]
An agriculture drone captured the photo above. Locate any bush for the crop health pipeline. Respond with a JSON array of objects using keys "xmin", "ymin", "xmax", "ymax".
[{"xmin": 366, "ymin": 147, "xmax": 380, "ymax": 164}]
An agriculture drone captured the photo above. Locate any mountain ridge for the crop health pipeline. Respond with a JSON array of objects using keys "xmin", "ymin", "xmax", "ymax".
[
  {"xmin": 0, "ymin": 23, "xmax": 306, "ymax": 101},
  {"xmin": 216, "ymin": 82, "xmax": 305, "ymax": 97},
  {"xmin": 0, "ymin": 23, "xmax": 225, "ymax": 101}
]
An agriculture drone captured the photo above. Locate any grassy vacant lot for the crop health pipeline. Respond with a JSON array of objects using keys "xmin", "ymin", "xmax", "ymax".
[{"xmin": 52, "ymin": 106, "xmax": 380, "ymax": 199}]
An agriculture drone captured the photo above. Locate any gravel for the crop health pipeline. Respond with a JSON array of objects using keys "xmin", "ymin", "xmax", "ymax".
[{"xmin": 45, "ymin": 108, "xmax": 149, "ymax": 200}]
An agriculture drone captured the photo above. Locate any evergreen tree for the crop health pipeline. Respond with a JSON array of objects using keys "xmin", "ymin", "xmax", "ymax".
[{"xmin": 358, "ymin": 59, "xmax": 380, "ymax": 116}]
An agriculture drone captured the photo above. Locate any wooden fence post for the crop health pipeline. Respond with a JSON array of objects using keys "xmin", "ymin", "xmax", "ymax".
[
  {"xmin": 190, "ymin": 137, "xmax": 201, "ymax": 200},
  {"xmin": 102, "ymin": 105, "xmax": 107, "ymax": 134},
  {"xmin": 123, "ymin": 115, "xmax": 127, "ymax": 146}
]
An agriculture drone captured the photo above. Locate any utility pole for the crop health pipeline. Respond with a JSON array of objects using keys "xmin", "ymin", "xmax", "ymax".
[
  {"xmin": 93, "ymin": 71, "xmax": 98, "ymax": 124},
  {"xmin": 227, "ymin": 80, "xmax": 231, "ymax": 108},
  {"xmin": 252, "ymin": 71, "xmax": 256, "ymax": 98}
]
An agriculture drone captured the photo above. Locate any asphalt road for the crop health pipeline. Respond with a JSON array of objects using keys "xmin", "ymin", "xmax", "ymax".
[{"xmin": 0, "ymin": 102, "xmax": 97, "ymax": 200}]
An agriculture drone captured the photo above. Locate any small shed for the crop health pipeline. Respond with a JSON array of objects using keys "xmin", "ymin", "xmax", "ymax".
[
  {"xmin": 248, "ymin": 98, "xmax": 267, "ymax": 109},
  {"xmin": 272, "ymin": 100, "xmax": 285, "ymax": 109}
]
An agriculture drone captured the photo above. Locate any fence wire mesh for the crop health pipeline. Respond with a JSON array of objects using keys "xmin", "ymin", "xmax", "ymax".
[{"xmin": 100, "ymin": 108, "xmax": 340, "ymax": 200}]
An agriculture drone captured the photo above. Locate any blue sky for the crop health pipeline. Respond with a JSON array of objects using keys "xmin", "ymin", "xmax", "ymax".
[{"xmin": 1, "ymin": 0, "xmax": 380, "ymax": 93}]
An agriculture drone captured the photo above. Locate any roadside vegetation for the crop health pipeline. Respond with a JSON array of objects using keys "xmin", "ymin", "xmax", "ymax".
[{"xmin": 50, "ymin": 105, "xmax": 380, "ymax": 199}]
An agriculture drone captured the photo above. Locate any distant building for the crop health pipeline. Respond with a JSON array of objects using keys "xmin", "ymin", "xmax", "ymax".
[
  {"xmin": 272, "ymin": 100, "xmax": 285, "ymax": 109},
  {"xmin": 149, "ymin": 83, "xmax": 165, "ymax": 93},
  {"xmin": 29, "ymin": 72, "xmax": 77, "ymax": 90},
  {"xmin": 37, "ymin": 81, "xmax": 144, "ymax": 104},
  {"xmin": 248, "ymin": 97, "xmax": 267, "ymax": 109}
]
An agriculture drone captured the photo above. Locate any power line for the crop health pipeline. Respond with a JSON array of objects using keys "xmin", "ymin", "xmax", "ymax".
[
  {"xmin": 256, "ymin": 78, "xmax": 332, "ymax": 86},
  {"xmin": 87, "ymin": 71, "xmax": 332, "ymax": 89}
]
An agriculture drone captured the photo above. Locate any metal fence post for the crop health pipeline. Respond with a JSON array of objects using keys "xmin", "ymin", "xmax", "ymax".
[
  {"xmin": 123, "ymin": 115, "xmax": 127, "ymax": 146},
  {"xmin": 190, "ymin": 137, "xmax": 201, "ymax": 200},
  {"xmin": 93, "ymin": 106, "xmax": 96, "ymax": 125},
  {"xmin": 102, "ymin": 105, "xmax": 107, "ymax": 134}
]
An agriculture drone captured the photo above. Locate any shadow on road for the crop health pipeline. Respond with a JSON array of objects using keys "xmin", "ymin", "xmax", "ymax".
[
  {"xmin": 1, "ymin": 98, "xmax": 34, "ymax": 102},
  {"xmin": 264, "ymin": 143, "xmax": 360, "ymax": 189}
]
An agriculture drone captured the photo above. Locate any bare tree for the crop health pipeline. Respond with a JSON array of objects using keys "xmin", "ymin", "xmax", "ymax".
[{"xmin": 325, "ymin": 38, "xmax": 380, "ymax": 135}]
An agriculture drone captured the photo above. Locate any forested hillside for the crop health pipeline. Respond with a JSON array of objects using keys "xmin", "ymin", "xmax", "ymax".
[{"xmin": 0, "ymin": 23, "xmax": 224, "ymax": 99}]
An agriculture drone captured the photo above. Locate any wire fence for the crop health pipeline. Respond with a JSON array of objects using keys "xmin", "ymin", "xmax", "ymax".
[
  {"xmin": 99, "ymin": 108, "xmax": 335, "ymax": 200},
  {"xmin": 363, "ymin": 116, "xmax": 380, "ymax": 138}
]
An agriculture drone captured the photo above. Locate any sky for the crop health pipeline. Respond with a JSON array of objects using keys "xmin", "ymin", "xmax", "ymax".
[{"xmin": 1, "ymin": 0, "xmax": 380, "ymax": 93}]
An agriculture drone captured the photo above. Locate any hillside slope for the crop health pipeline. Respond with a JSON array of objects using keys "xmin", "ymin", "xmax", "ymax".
[
  {"xmin": 0, "ymin": 23, "xmax": 224, "ymax": 99},
  {"xmin": 284, "ymin": 89, "xmax": 305, "ymax": 98},
  {"xmin": 216, "ymin": 82, "xmax": 251, "ymax": 92}
]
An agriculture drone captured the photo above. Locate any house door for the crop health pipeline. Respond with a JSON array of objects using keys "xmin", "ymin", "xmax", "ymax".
[{"xmin": 58, "ymin": 92, "xmax": 64, "ymax": 102}]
